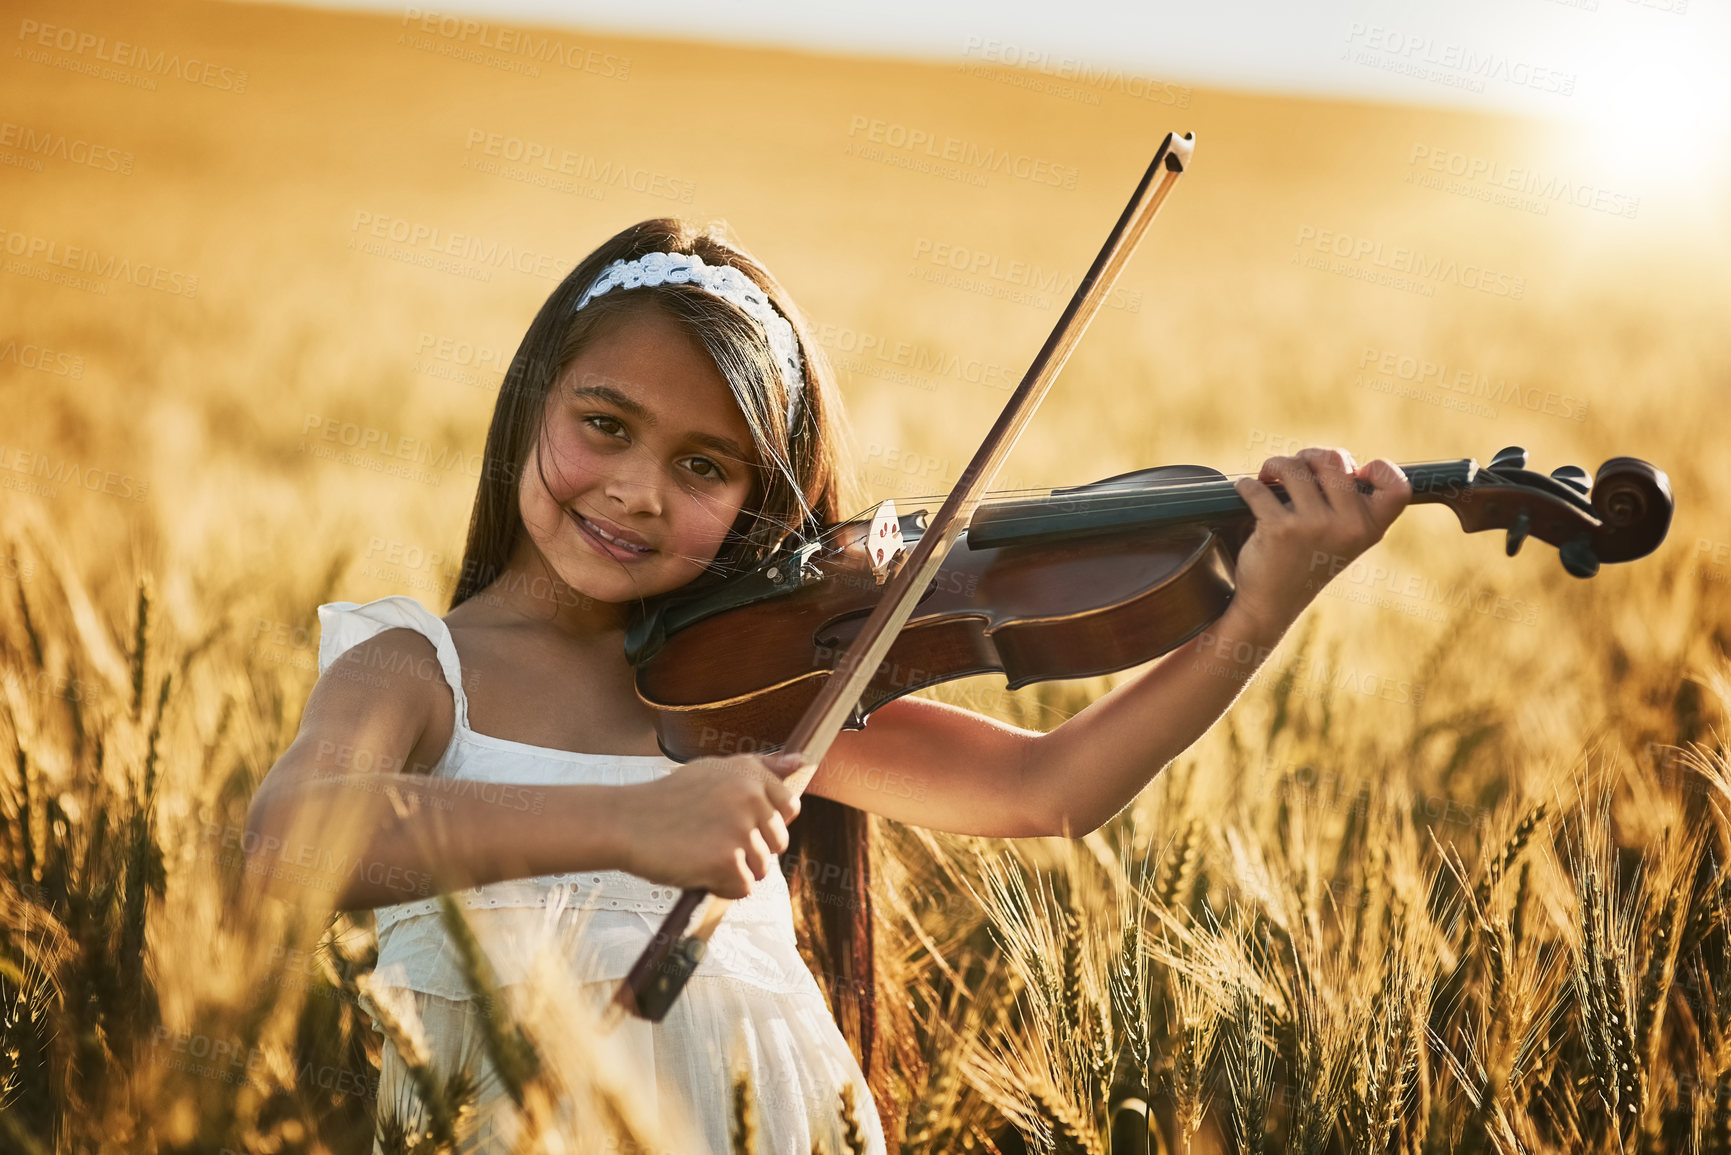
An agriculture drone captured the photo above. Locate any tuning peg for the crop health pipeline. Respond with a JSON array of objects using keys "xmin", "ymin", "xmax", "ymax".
[
  {"xmin": 1490, "ymin": 445, "xmax": 1528, "ymax": 470},
  {"xmin": 1558, "ymin": 538, "xmax": 1600, "ymax": 579},
  {"xmin": 1550, "ymin": 465, "xmax": 1591, "ymax": 496},
  {"xmin": 1505, "ymin": 510, "xmax": 1530, "ymax": 557}
]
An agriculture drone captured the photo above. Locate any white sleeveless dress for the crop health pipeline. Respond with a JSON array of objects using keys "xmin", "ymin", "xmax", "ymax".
[{"xmin": 316, "ymin": 595, "xmax": 887, "ymax": 1155}]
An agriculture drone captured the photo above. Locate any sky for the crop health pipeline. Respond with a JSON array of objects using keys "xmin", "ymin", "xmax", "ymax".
[{"xmin": 263, "ymin": 0, "xmax": 1730, "ymax": 183}]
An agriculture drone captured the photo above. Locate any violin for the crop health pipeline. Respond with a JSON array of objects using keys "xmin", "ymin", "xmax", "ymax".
[
  {"xmin": 605, "ymin": 129, "xmax": 1670, "ymax": 1026},
  {"xmin": 625, "ymin": 447, "xmax": 1672, "ymax": 761}
]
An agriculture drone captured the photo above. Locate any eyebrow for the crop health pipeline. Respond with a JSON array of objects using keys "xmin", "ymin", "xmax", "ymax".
[{"xmin": 570, "ymin": 383, "xmax": 754, "ymax": 464}]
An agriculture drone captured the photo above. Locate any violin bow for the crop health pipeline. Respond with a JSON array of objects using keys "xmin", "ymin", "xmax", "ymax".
[{"xmin": 604, "ymin": 130, "xmax": 1196, "ymax": 1028}]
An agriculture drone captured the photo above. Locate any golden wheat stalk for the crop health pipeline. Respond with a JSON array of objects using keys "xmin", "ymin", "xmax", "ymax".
[
  {"xmin": 957, "ymin": 1015, "xmax": 1100, "ymax": 1155},
  {"xmin": 436, "ymin": 894, "xmax": 540, "ymax": 1109},
  {"xmin": 1475, "ymin": 803, "xmax": 1547, "ymax": 911},
  {"xmin": 837, "ymin": 1082, "xmax": 870, "ymax": 1155},
  {"xmin": 1601, "ymin": 923, "xmax": 1646, "ymax": 1125},
  {"xmin": 1025, "ymin": 1076, "xmax": 1104, "ymax": 1155},
  {"xmin": 731, "ymin": 1060, "xmax": 759, "ymax": 1155},
  {"xmin": 1636, "ymin": 840, "xmax": 1693, "ymax": 1071},
  {"xmin": 1227, "ymin": 967, "xmax": 1275, "ymax": 1155},
  {"xmin": 904, "ymin": 959, "xmax": 1019, "ymax": 1155},
  {"xmin": 1155, "ymin": 820, "xmax": 1201, "ymax": 916},
  {"xmin": 1174, "ymin": 990, "xmax": 1217, "ymax": 1153},
  {"xmin": 507, "ymin": 931, "xmax": 673, "ymax": 1155},
  {"xmin": 356, "ymin": 973, "xmax": 459, "ymax": 1150},
  {"xmin": 129, "ymin": 576, "xmax": 150, "ymax": 723}
]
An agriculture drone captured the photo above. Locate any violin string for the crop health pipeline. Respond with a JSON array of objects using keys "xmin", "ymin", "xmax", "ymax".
[
  {"xmin": 800, "ymin": 461, "xmax": 1457, "ymax": 556},
  {"xmin": 800, "ymin": 477, "xmax": 1252, "ymax": 556}
]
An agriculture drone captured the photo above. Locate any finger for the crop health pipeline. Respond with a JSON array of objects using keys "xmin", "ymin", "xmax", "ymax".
[
  {"xmin": 763, "ymin": 751, "xmax": 805, "ymax": 781},
  {"xmin": 744, "ymin": 829, "xmax": 771, "ymax": 881},
  {"xmin": 1356, "ymin": 458, "xmax": 1413, "ymax": 532},
  {"xmin": 1261, "ymin": 455, "xmax": 1328, "ymax": 518},
  {"xmin": 1234, "ymin": 475, "xmax": 1289, "ymax": 523},
  {"xmin": 1298, "ymin": 447, "xmax": 1356, "ymax": 508},
  {"xmin": 763, "ymin": 810, "xmax": 790, "ymax": 855},
  {"xmin": 720, "ymin": 857, "xmax": 751, "ymax": 900},
  {"xmin": 734, "ymin": 757, "xmax": 778, "ymax": 797},
  {"xmin": 764, "ymin": 777, "xmax": 801, "ymax": 824}
]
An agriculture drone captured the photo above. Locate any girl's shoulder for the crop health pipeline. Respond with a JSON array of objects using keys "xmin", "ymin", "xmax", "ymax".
[
  {"xmin": 317, "ymin": 594, "xmax": 456, "ymax": 675},
  {"xmin": 316, "ymin": 594, "xmax": 471, "ymax": 728}
]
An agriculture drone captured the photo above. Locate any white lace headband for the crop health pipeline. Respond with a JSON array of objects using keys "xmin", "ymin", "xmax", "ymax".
[{"xmin": 572, "ymin": 250, "xmax": 805, "ymax": 427}]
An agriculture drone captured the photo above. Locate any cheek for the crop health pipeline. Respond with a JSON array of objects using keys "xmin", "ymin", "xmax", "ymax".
[
  {"xmin": 525, "ymin": 430, "xmax": 602, "ymax": 503},
  {"xmin": 669, "ymin": 492, "xmax": 747, "ymax": 552}
]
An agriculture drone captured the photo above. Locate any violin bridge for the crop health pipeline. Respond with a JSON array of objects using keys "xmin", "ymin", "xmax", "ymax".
[{"xmin": 866, "ymin": 499, "xmax": 905, "ymax": 584}]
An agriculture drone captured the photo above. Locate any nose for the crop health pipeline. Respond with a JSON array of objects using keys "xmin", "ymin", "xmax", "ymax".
[{"xmin": 602, "ymin": 449, "xmax": 664, "ymax": 518}]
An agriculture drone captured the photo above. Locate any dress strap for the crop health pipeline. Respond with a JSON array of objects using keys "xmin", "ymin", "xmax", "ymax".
[{"xmin": 317, "ymin": 595, "xmax": 471, "ymax": 733}]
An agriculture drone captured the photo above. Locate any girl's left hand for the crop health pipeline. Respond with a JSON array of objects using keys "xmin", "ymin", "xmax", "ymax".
[{"xmin": 1229, "ymin": 447, "xmax": 1412, "ymax": 640}]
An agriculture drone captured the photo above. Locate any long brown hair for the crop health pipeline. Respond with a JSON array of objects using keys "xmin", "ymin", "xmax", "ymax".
[{"xmin": 446, "ymin": 219, "xmax": 884, "ymax": 1094}]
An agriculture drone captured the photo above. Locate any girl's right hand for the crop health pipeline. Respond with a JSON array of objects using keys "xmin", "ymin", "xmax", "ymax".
[{"xmin": 617, "ymin": 751, "xmax": 804, "ymax": 899}]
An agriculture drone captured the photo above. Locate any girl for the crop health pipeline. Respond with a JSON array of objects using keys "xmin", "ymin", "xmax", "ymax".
[{"xmin": 244, "ymin": 218, "xmax": 1411, "ymax": 1153}]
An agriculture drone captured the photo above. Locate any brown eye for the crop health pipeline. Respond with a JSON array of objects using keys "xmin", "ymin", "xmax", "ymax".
[{"xmin": 686, "ymin": 457, "xmax": 726, "ymax": 482}]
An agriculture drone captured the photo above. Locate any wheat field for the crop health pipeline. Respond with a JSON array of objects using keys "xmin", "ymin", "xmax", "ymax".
[{"xmin": 2, "ymin": 0, "xmax": 1729, "ymax": 1151}]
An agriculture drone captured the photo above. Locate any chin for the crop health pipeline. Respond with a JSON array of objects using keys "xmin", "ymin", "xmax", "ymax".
[
  {"xmin": 561, "ymin": 549, "xmax": 700, "ymax": 605},
  {"xmin": 560, "ymin": 558, "xmax": 648, "ymax": 601}
]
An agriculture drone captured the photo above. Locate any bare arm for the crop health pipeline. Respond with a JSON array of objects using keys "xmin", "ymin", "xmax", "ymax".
[
  {"xmin": 807, "ymin": 450, "xmax": 1411, "ymax": 838},
  {"xmin": 242, "ymin": 628, "xmax": 633, "ymax": 910},
  {"xmin": 245, "ymin": 763, "xmax": 638, "ymax": 913},
  {"xmin": 805, "ymin": 601, "xmax": 1279, "ymax": 838},
  {"xmin": 243, "ymin": 627, "xmax": 802, "ymax": 909},
  {"xmin": 1016, "ymin": 600, "xmax": 1285, "ymax": 834}
]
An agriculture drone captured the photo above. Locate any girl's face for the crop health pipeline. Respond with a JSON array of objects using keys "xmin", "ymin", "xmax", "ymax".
[{"xmin": 517, "ymin": 302, "xmax": 763, "ymax": 609}]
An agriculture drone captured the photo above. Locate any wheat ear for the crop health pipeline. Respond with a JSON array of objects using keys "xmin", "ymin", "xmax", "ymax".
[
  {"xmin": 1475, "ymin": 803, "xmax": 1546, "ymax": 910},
  {"xmin": 1025, "ymin": 1076, "xmax": 1104, "ymax": 1155},
  {"xmin": 129, "ymin": 575, "xmax": 150, "ymax": 721},
  {"xmin": 357, "ymin": 975, "xmax": 459, "ymax": 1150},
  {"xmin": 837, "ymin": 1082, "xmax": 869, "ymax": 1155},
  {"xmin": 1602, "ymin": 923, "xmax": 1646, "ymax": 1126},
  {"xmin": 436, "ymin": 894, "xmax": 540, "ymax": 1108},
  {"xmin": 1637, "ymin": 870, "xmax": 1687, "ymax": 1069},
  {"xmin": 1157, "ymin": 821, "xmax": 1202, "ymax": 915},
  {"xmin": 730, "ymin": 1061, "xmax": 759, "ymax": 1155}
]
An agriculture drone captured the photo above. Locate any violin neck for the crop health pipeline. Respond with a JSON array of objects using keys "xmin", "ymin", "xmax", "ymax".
[{"xmin": 965, "ymin": 459, "xmax": 1478, "ymax": 549}]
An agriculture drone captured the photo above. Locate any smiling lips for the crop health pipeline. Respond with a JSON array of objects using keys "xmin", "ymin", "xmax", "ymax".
[{"xmin": 570, "ymin": 509, "xmax": 655, "ymax": 559}]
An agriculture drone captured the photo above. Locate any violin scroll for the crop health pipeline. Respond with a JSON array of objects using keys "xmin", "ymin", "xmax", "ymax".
[
  {"xmin": 1422, "ymin": 448, "xmax": 1672, "ymax": 579},
  {"xmin": 1588, "ymin": 456, "xmax": 1673, "ymax": 563}
]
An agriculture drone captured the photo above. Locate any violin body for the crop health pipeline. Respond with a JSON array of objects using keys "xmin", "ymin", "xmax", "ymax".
[
  {"xmin": 635, "ymin": 505, "xmax": 1238, "ymax": 762},
  {"xmin": 627, "ymin": 450, "xmax": 1672, "ymax": 762}
]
